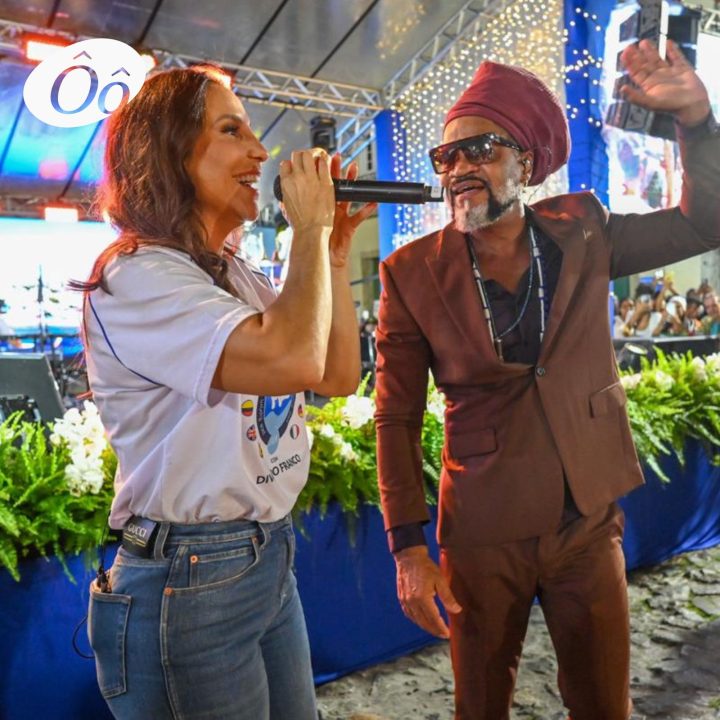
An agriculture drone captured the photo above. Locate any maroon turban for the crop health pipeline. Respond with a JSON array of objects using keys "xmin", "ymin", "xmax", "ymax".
[{"xmin": 445, "ymin": 61, "xmax": 570, "ymax": 186}]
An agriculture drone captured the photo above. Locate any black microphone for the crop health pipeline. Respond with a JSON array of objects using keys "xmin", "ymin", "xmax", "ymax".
[{"xmin": 273, "ymin": 176, "xmax": 444, "ymax": 204}]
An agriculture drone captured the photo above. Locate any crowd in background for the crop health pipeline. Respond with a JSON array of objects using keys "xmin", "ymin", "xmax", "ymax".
[{"xmin": 614, "ymin": 273, "xmax": 720, "ymax": 339}]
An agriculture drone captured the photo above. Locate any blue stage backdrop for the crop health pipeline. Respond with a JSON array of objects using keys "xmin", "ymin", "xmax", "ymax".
[{"xmin": 563, "ymin": 0, "xmax": 614, "ymax": 206}]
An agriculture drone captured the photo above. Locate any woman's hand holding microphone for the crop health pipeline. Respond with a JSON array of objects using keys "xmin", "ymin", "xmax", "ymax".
[{"xmin": 278, "ymin": 148, "xmax": 336, "ymax": 237}]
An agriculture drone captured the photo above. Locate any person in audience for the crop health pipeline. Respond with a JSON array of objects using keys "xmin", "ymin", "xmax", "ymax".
[
  {"xmin": 652, "ymin": 294, "xmax": 687, "ymax": 336},
  {"xmin": 613, "ymin": 296, "xmax": 635, "ymax": 338},
  {"xmin": 655, "ymin": 271, "xmax": 678, "ymax": 300},
  {"xmin": 374, "ymin": 41, "xmax": 719, "ymax": 720},
  {"xmin": 701, "ymin": 292, "xmax": 720, "ymax": 335},
  {"xmin": 684, "ymin": 294, "xmax": 703, "ymax": 335},
  {"xmin": 623, "ymin": 290, "xmax": 663, "ymax": 337},
  {"xmin": 76, "ymin": 65, "xmax": 373, "ymax": 720},
  {"xmin": 697, "ymin": 278, "xmax": 714, "ymax": 299}
]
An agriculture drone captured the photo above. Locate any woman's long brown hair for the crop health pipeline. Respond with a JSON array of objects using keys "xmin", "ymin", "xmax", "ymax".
[{"xmin": 72, "ymin": 66, "xmax": 238, "ymax": 297}]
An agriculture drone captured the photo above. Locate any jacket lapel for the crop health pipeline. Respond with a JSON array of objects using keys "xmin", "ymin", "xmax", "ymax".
[
  {"xmin": 424, "ymin": 205, "xmax": 592, "ymax": 367},
  {"xmin": 425, "ymin": 224, "xmax": 499, "ymax": 362},
  {"xmin": 530, "ymin": 205, "xmax": 591, "ymax": 360}
]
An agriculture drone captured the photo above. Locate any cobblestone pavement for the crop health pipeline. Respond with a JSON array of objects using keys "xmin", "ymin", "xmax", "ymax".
[{"xmin": 316, "ymin": 546, "xmax": 720, "ymax": 720}]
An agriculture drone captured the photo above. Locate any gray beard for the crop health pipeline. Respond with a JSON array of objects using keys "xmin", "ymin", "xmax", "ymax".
[{"xmin": 452, "ymin": 175, "xmax": 523, "ymax": 233}]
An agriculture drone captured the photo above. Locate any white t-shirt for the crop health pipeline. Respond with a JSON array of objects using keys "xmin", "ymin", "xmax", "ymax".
[
  {"xmin": 84, "ymin": 246, "xmax": 310, "ymax": 529},
  {"xmin": 634, "ymin": 311, "xmax": 663, "ymax": 338}
]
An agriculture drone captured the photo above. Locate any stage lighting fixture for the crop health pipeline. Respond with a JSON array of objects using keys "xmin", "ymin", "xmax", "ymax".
[
  {"xmin": 138, "ymin": 51, "xmax": 157, "ymax": 73},
  {"xmin": 605, "ymin": 0, "xmax": 701, "ymax": 141},
  {"xmin": 43, "ymin": 205, "xmax": 79, "ymax": 223},
  {"xmin": 310, "ymin": 116, "xmax": 337, "ymax": 153},
  {"xmin": 21, "ymin": 33, "xmax": 72, "ymax": 63}
]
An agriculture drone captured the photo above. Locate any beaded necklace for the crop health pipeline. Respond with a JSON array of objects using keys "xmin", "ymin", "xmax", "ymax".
[{"xmin": 464, "ymin": 225, "xmax": 546, "ymax": 361}]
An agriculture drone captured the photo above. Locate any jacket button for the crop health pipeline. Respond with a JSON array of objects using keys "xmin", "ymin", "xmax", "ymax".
[{"xmin": 536, "ymin": 366, "xmax": 546, "ymax": 377}]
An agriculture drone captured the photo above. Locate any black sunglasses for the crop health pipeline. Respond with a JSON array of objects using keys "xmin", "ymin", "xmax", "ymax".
[{"xmin": 428, "ymin": 133, "xmax": 523, "ymax": 174}]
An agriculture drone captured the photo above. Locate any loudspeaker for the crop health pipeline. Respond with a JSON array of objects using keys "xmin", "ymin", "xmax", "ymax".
[
  {"xmin": 310, "ymin": 116, "xmax": 337, "ymax": 153},
  {"xmin": 0, "ymin": 353, "xmax": 65, "ymax": 422},
  {"xmin": 605, "ymin": 0, "xmax": 701, "ymax": 141}
]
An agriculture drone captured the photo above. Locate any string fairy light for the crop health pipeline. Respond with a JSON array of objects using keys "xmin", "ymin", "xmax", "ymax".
[
  {"xmin": 563, "ymin": 4, "xmax": 606, "ymax": 134},
  {"xmin": 388, "ymin": 0, "xmax": 568, "ymax": 249}
]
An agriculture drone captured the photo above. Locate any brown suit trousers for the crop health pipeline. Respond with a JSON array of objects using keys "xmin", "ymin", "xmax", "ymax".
[{"xmin": 442, "ymin": 504, "xmax": 631, "ymax": 720}]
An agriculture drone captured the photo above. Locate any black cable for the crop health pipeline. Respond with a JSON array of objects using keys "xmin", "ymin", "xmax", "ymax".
[
  {"xmin": 72, "ymin": 614, "xmax": 93, "ymax": 660},
  {"xmin": 72, "ymin": 516, "xmax": 113, "ymax": 660},
  {"xmin": 135, "ymin": 0, "xmax": 165, "ymax": 47},
  {"xmin": 45, "ymin": 0, "xmax": 63, "ymax": 29},
  {"xmin": 239, "ymin": 0, "xmax": 291, "ymax": 66}
]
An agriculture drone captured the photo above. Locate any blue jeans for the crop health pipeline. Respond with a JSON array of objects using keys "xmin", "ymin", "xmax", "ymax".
[{"xmin": 87, "ymin": 516, "xmax": 317, "ymax": 720}]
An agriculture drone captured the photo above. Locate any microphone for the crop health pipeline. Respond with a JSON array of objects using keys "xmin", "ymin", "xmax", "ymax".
[{"xmin": 273, "ymin": 176, "xmax": 444, "ymax": 204}]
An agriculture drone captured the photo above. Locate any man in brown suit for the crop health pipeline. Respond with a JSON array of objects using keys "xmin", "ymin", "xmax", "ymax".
[{"xmin": 374, "ymin": 41, "xmax": 719, "ymax": 720}]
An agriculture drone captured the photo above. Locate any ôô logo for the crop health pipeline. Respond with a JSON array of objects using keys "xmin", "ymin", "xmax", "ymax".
[{"xmin": 23, "ymin": 39, "xmax": 148, "ymax": 128}]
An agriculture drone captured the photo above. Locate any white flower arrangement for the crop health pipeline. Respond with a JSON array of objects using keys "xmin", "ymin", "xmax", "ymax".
[
  {"xmin": 690, "ymin": 356, "xmax": 708, "ymax": 383},
  {"xmin": 651, "ymin": 369, "xmax": 675, "ymax": 392},
  {"xmin": 341, "ymin": 395, "xmax": 375, "ymax": 429},
  {"xmin": 49, "ymin": 401, "xmax": 109, "ymax": 496},
  {"xmin": 426, "ymin": 385, "xmax": 446, "ymax": 422},
  {"xmin": 314, "ymin": 420, "xmax": 361, "ymax": 464},
  {"xmin": 338, "ymin": 440, "xmax": 358, "ymax": 463},
  {"xmin": 620, "ymin": 373, "xmax": 642, "ymax": 390},
  {"xmin": 704, "ymin": 353, "xmax": 720, "ymax": 377}
]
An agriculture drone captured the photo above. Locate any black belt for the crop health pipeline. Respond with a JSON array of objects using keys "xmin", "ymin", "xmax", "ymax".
[{"xmin": 121, "ymin": 516, "xmax": 160, "ymax": 558}]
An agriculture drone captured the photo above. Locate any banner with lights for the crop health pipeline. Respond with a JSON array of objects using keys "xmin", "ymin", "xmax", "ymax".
[{"xmin": 563, "ymin": 0, "xmax": 614, "ymax": 205}]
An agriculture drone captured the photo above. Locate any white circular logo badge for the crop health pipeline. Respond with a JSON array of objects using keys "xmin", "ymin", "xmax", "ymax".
[{"xmin": 23, "ymin": 38, "xmax": 147, "ymax": 128}]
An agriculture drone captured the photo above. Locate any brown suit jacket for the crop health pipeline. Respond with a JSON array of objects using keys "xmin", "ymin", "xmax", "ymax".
[{"xmin": 375, "ymin": 120, "xmax": 720, "ymax": 548}]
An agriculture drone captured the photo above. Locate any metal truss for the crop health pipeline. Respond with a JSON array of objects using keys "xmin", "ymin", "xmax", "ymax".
[
  {"xmin": 0, "ymin": 17, "xmax": 22, "ymax": 54},
  {"xmin": 0, "ymin": 195, "xmax": 94, "ymax": 219},
  {"xmin": 153, "ymin": 51, "xmax": 383, "ymax": 120},
  {"xmin": 0, "ymin": 2, "xmax": 534, "ymax": 209},
  {"xmin": 0, "ymin": 17, "xmax": 383, "ymax": 120},
  {"xmin": 151, "ymin": 52, "xmax": 384, "ymax": 164},
  {"xmin": 0, "ymin": 17, "xmax": 75, "ymax": 57},
  {"xmin": 331, "ymin": 0, "xmax": 511, "ymax": 159},
  {"xmin": 700, "ymin": 7, "xmax": 720, "ymax": 38},
  {"xmin": 337, "ymin": 0, "xmax": 511, "ymax": 163},
  {"xmin": 381, "ymin": 0, "xmax": 510, "ymax": 106},
  {"xmin": 0, "ymin": 196, "xmax": 44, "ymax": 219},
  {"xmin": 0, "ymin": 16, "xmax": 383, "ymax": 166}
]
